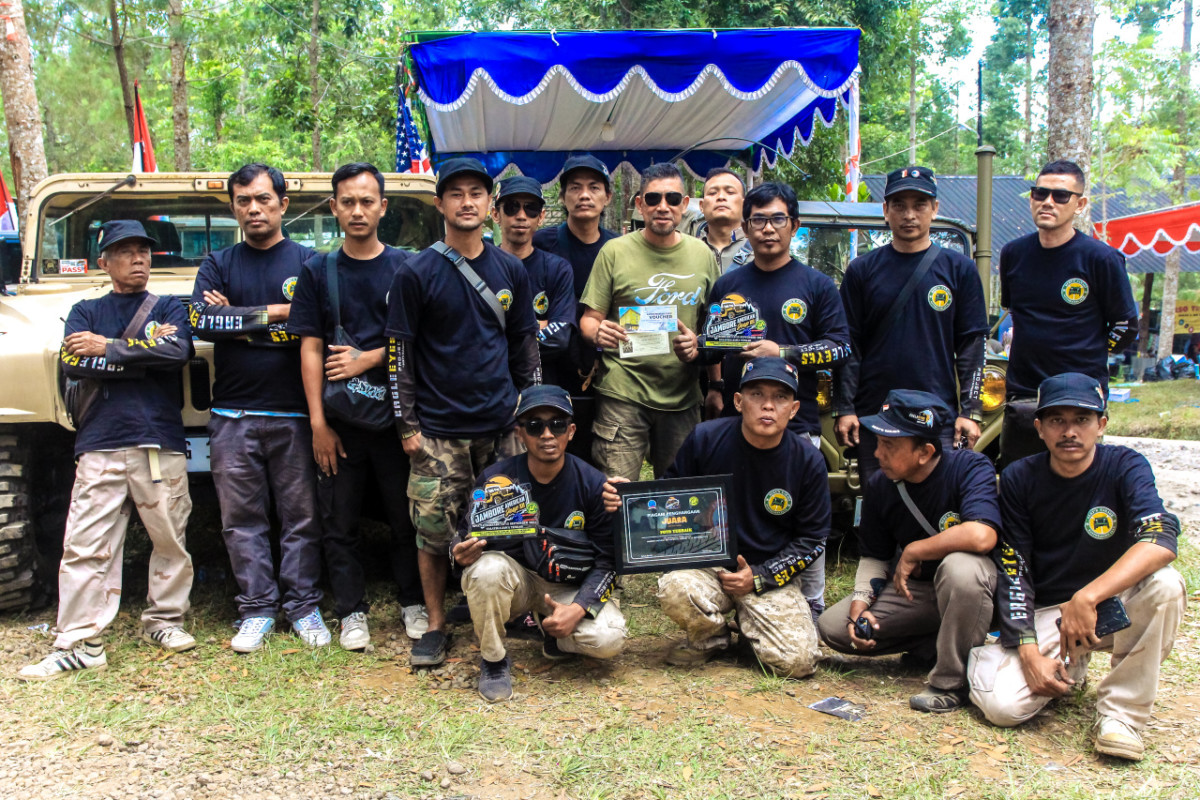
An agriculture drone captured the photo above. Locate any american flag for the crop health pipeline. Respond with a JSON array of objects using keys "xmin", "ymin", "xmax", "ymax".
[{"xmin": 396, "ymin": 87, "xmax": 432, "ymax": 175}]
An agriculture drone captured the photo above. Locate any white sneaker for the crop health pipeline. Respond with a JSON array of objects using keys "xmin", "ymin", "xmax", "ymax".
[
  {"xmin": 402, "ymin": 604, "xmax": 429, "ymax": 640},
  {"xmin": 339, "ymin": 612, "xmax": 370, "ymax": 651},
  {"xmin": 19, "ymin": 640, "xmax": 107, "ymax": 681},
  {"xmin": 143, "ymin": 626, "xmax": 197, "ymax": 653},
  {"xmin": 292, "ymin": 609, "xmax": 332, "ymax": 647},
  {"xmin": 231, "ymin": 616, "xmax": 275, "ymax": 653},
  {"xmin": 1093, "ymin": 715, "xmax": 1144, "ymax": 761}
]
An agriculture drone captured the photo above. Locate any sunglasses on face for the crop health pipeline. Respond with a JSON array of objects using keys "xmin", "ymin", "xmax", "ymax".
[
  {"xmin": 642, "ymin": 191, "xmax": 685, "ymax": 208},
  {"xmin": 1030, "ymin": 185, "xmax": 1083, "ymax": 205},
  {"xmin": 521, "ymin": 417, "xmax": 571, "ymax": 436},
  {"xmin": 500, "ymin": 199, "xmax": 544, "ymax": 217},
  {"xmin": 746, "ymin": 214, "xmax": 792, "ymax": 231}
]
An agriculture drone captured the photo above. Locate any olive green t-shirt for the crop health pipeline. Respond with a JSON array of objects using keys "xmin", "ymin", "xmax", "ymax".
[{"xmin": 580, "ymin": 232, "xmax": 719, "ymax": 411}]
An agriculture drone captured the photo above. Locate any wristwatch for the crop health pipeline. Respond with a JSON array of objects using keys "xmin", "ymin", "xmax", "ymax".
[
  {"xmin": 400, "ymin": 428, "xmax": 421, "ymax": 440},
  {"xmin": 753, "ymin": 575, "xmax": 764, "ymax": 594},
  {"xmin": 709, "ymin": 380, "xmax": 726, "ymax": 391}
]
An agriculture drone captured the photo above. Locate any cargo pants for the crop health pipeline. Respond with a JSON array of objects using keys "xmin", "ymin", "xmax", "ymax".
[{"xmin": 591, "ymin": 395, "xmax": 700, "ymax": 481}]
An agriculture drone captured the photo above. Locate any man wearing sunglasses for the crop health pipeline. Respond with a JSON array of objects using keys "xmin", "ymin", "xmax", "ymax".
[
  {"xmin": 452, "ymin": 385, "xmax": 625, "ymax": 702},
  {"xmin": 834, "ymin": 166, "xmax": 988, "ymax": 481},
  {"xmin": 997, "ymin": 160, "xmax": 1138, "ymax": 467},
  {"xmin": 580, "ymin": 162, "xmax": 721, "ymax": 481}
]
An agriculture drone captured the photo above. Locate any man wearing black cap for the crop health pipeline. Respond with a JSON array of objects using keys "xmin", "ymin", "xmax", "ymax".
[
  {"xmin": 834, "ymin": 166, "xmax": 988, "ymax": 481},
  {"xmin": 21, "ymin": 221, "xmax": 195, "ymax": 680},
  {"xmin": 451, "ymin": 385, "xmax": 625, "ymax": 702},
  {"xmin": 606, "ymin": 356, "xmax": 828, "ymax": 676},
  {"xmin": 493, "ymin": 176, "xmax": 578, "ymax": 389},
  {"xmin": 817, "ymin": 389, "xmax": 999, "ymax": 713},
  {"xmin": 970, "ymin": 373, "xmax": 1184, "ymax": 761},
  {"xmin": 387, "ymin": 157, "xmax": 541, "ymax": 667},
  {"xmin": 532, "ymin": 154, "xmax": 619, "ymax": 301},
  {"xmin": 997, "ymin": 160, "xmax": 1139, "ymax": 467}
]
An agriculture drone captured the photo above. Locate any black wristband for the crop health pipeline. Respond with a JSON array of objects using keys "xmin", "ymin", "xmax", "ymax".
[{"xmin": 709, "ymin": 379, "xmax": 725, "ymax": 391}]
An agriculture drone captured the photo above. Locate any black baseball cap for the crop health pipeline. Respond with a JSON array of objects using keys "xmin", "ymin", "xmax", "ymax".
[
  {"xmin": 560, "ymin": 154, "xmax": 611, "ymax": 190},
  {"xmin": 884, "ymin": 166, "xmax": 937, "ymax": 199},
  {"xmin": 436, "ymin": 157, "xmax": 493, "ymax": 196},
  {"xmin": 1036, "ymin": 372, "xmax": 1107, "ymax": 415},
  {"xmin": 96, "ymin": 220, "xmax": 157, "ymax": 254},
  {"xmin": 861, "ymin": 389, "xmax": 954, "ymax": 438},
  {"xmin": 496, "ymin": 176, "xmax": 544, "ymax": 201},
  {"xmin": 515, "ymin": 385, "xmax": 574, "ymax": 418},
  {"xmin": 738, "ymin": 357, "xmax": 799, "ymax": 397}
]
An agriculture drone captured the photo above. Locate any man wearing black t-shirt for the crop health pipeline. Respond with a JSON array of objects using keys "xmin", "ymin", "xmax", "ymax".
[
  {"xmin": 834, "ymin": 167, "xmax": 987, "ymax": 481},
  {"xmin": 291, "ymin": 163, "xmax": 425, "ymax": 653},
  {"xmin": 606, "ymin": 357, "xmax": 828, "ymax": 677},
  {"xmin": 493, "ymin": 176, "xmax": 577, "ymax": 389},
  {"xmin": 452, "ymin": 385, "xmax": 625, "ymax": 702},
  {"xmin": 532, "ymin": 154, "xmax": 619, "ymax": 302},
  {"xmin": 673, "ymin": 181, "xmax": 850, "ymax": 617},
  {"xmin": 387, "ymin": 157, "xmax": 541, "ymax": 668},
  {"xmin": 969, "ymin": 373, "xmax": 1184, "ymax": 761},
  {"xmin": 818, "ymin": 390, "xmax": 998, "ymax": 713},
  {"xmin": 998, "ymin": 160, "xmax": 1138, "ymax": 467}
]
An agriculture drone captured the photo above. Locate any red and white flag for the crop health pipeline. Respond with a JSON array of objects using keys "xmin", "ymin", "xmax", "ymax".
[
  {"xmin": 0, "ymin": 170, "xmax": 17, "ymax": 233},
  {"xmin": 132, "ymin": 80, "xmax": 157, "ymax": 174}
]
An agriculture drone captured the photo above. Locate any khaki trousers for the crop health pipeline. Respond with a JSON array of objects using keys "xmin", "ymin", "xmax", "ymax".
[
  {"xmin": 55, "ymin": 450, "xmax": 193, "ymax": 648},
  {"xmin": 461, "ymin": 551, "xmax": 627, "ymax": 663},
  {"xmin": 969, "ymin": 566, "xmax": 1185, "ymax": 730},
  {"xmin": 658, "ymin": 567, "xmax": 820, "ymax": 678}
]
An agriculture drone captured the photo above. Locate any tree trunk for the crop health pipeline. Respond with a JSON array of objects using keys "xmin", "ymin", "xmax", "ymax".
[
  {"xmin": 0, "ymin": 0, "xmax": 48, "ymax": 215},
  {"xmin": 1023, "ymin": 19, "xmax": 1033, "ymax": 174},
  {"xmin": 1138, "ymin": 274, "xmax": 1154, "ymax": 357},
  {"xmin": 908, "ymin": 17, "xmax": 918, "ymax": 164},
  {"xmin": 308, "ymin": 0, "xmax": 321, "ymax": 171},
  {"xmin": 1046, "ymin": 0, "xmax": 1095, "ymax": 230},
  {"xmin": 108, "ymin": 0, "xmax": 135, "ymax": 147},
  {"xmin": 167, "ymin": 0, "xmax": 189, "ymax": 171},
  {"xmin": 1157, "ymin": 0, "xmax": 1191, "ymax": 359}
]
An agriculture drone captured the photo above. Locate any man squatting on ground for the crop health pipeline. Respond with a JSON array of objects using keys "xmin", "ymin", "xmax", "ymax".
[
  {"xmin": 969, "ymin": 372, "xmax": 1185, "ymax": 762},
  {"xmin": 818, "ymin": 390, "xmax": 999, "ymax": 713},
  {"xmin": 23, "ymin": 221, "xmax": 196, "ymax": 679},
  {"xmin": 452, "ymin": 385, "xmax": 626, "ymax": 702},
  {"xmin": 606, "ymin": 357, "xmax": 828, "ymax": 677}
]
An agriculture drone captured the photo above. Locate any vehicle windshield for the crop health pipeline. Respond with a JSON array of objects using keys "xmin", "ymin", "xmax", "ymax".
[
  {"xmin": 792, "ymin": 225, "xmax": 969, "ymax": 284},
  {"xmin": 36, "ymin": 192, "xmax": 441, "ymax": 277}
]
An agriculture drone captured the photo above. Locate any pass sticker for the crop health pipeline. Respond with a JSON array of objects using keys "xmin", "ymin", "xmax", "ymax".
[{"xmin": 59, "ymin": 259, "xmax": 88, "ymax": 275}]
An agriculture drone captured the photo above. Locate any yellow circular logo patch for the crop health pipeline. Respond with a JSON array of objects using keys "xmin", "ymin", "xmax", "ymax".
[
  {"xmin": 283, "ymin": 276, "xmax": 297, "ymax": 301},
  {"xmin": 1061, "ymin": 278, "xmax": 1089, "ymax": 305},
  {"xmin": 1085, "ymin": 506, "xmax": 1117, "ymax": 539},
  {"xmin": 927, "ymin": 285, "xmax": 953, "ymax": 311},
  {"xmin": 565, "ymin": 511, "xmax": 585, "ymax": 530},
  {"xmin": 939, "ymin": 511, "xmax": 961, "ymax": 531},
  {"xmin": 533, "ymin": 291, "xmax": 549, "ymax": 315},
  {"xmin": 497, "ymin": 289, "xmax": 513, "ymax": 311},
  {"xmin": 781, "ymin": 298, "xmax": 808, "ymax": 324},
  {"xmin": 764, "ymin": 489, "xmax": 793, "ymax": 515}
]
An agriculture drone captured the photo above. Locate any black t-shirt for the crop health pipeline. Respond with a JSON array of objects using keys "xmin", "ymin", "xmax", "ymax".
[
  {"xmin": 859, "ymin": 448, "xmax": 1001, "ymax": 577},
  {"xmin": 841, "ymin": 244, "xmax": 988, "ymax": 416},
  {"xmin": 287, "ymin": 246, "xmax": 409, "ymax": 387},
  {"xmin": 706, "ymin": 258, "xmax": 850, "ymax": 435},
  {"xmin": 1000, "ymin": 231, "xmax": 1138, "ymax": 397},
  {"xmin": 61, "ymin": 291, "xmax": 191, "ymax": 456},
  {"xmin": 533, "ymin": 222, "xmax": 619, "ymax": 300},
  {"xmin": 190, "ymin": 238, "xmax": 314, "ymax": 412},
  {"xmin": 666, "ymin": 417, "xmax": 829, "ymax": 589},
  {"xmin": 522, "ymin": 248, "xmax": 577, "ymax": 389},
  {"xmin": 385, "ymin": 242, "xmax": 538, "ymax": 438}
]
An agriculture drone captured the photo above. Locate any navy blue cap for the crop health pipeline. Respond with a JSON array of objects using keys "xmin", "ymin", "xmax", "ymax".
[
  {"xmin": 436, "ymin": 157, "xmax": 493, "ymax": 196},
  {"xmin": 515, "ymin": 385, "xmax": 574, "ymax": 418},
  {"xmin": 1036, "ymin": 372, "xmax": 1107, "ymax": 414},
  {"xmin": 884, "ymin": 166, "xmax": 937, "ymax": 199},
  {"xmin": 560, "ymin": 154, "xmax": 611, "ymax": 190},
  {"xmin": 97, "ymin": 220, "xmax": 157, "ymax": 253},
  {"xmin": 738, "ymin": 357, "xmax": 799, "ymax": 396},
  {"xmin": 496, "ymin": 176, "xmax": 544, "ymax": 201},
  {"xmin": 861, "ymin": 389, "xmax": 954, "ymax": 438}
]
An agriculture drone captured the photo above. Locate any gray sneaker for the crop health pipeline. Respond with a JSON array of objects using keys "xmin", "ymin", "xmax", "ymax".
[
  {"xmin": 401, "ymin": 604, "xmax": 429, "ymax": 640},
  {"xmin": 339, "ymin": 612, "xmax": 370, "ymax": 651},
  {"xmin": 478, "ymin": 656, "xmax": 513, "ymax": 702},
  {"xmin": 909, "ymin": 686, "xmax": 969, "ymax": 713}
]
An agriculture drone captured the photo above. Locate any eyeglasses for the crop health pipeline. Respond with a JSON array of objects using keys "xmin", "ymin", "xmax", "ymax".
[
  {"xmin": 521, "ymin": 417, "xmax": 571, "ymax": 436},
  {"xmin": 1030, "ymin": 185, "xmax": 1083, "ymax": 204},
  {"xmin": 500, "ymin": 198, "xmax": 544, "ymax": 217},
  {"xmin": 642, "ymin": 191, "xmax": 685, "ymax": 207},
  {"xmin": 746, "ymin": 214, "xmax": 793, "ymax": 230}
]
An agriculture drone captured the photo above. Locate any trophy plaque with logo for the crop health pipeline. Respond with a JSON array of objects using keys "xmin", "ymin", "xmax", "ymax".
[
  {"xmin": 700, "ymin": 294, "xmax": 767, "ymax": 350},
  {"xmin": 615, "ymin": 475, "xmax": 736, "ymax": 574},
  {"xmin": 467, "ymin": 475, "xmax": 541, "ymax": 539}
]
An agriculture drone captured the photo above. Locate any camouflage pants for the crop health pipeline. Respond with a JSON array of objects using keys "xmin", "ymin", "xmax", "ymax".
[
  {"xmin": 407, "ymin": 431, "xmax": 522, "ymax": 554},
  {"xmin": 657, "ymin": 567, "xmax": 820, "ymax": 678}
]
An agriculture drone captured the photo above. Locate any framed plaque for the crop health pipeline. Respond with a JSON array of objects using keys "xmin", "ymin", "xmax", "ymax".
[
  {"xmin": 615, "ymin": 475, "xmax": 736, "ymax": 574},
  {"xmin": 467, "ymin": 474, "xmax": 540, "ymax": 539},
  {"xmin": 700, "ymin": 294, "xmax": 766, "ymax": 350}
]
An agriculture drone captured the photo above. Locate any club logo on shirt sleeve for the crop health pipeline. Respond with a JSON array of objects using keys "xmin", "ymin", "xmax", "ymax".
[
  {"xmin": 497, "ymin": 289, "xmax": 514, "ymax": 311},
  {"xmin": 927, "ymin": 285, "xmax": 953, "ymax": 311},
  {"xmin": 939, "ymin": 511, "xmax": 961, "ymax": 531},
  {"xmin": 764, "ymin": 489, "xmax": 793, "ymax": 515},
  {"xmin": 533, "ymin": 291, "xmax": 549, "ymax": 315},
  {"xmin": 144, "ymin": 320, "xmax": 164, "ymax": 339},
  {"xmin": 564, "ymin": 511, "xmax": 586, "ymax": 530},
  {"xmin": 1084, "ymin": 506, "xmax": 1117, "ymax": 539},
  {"xmin": 781, "ymin": 298, "xmax": 808, "ymax": 324},
  {"xmin": 1061, "ymin": 278, "xmax": 1090, "ymax": 305},
  {"xmin": 283, "ymin": 276, "xmax": 297, "ymax": 301}
]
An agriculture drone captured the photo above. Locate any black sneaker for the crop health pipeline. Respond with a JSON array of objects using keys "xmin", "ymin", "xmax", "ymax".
[
  {"xmin": 445, "ymin": 597, "xmax": 472, "ymax": 625},
  {"xmin": 506, "ymin": 611, "xmax": 542, "ymax": 641},
  {"xmin": 478, "ymin": 656, "xmax": 513, "ymax": 702},
  {"xmin": 534, "ymin": 615, "xmax": 574, "ymax": 661},
  {"xmin": 411, "ymin": 630, "xmax": 449, "ymax": 667}
]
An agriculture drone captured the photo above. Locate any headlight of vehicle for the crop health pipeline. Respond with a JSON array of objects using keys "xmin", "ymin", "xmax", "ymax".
[
  {"xmin": 980, "ymin": 367, "xmax": 1006, "ymax": 414},
  {"xmin": 817, "ymin": 370, "xmax": 832, "ymax": 412}
]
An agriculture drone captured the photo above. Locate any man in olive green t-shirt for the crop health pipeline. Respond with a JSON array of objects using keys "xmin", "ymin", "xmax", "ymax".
[{"xmin": 580, "ymin": 162, "xmax": 720, "ymax": 480}]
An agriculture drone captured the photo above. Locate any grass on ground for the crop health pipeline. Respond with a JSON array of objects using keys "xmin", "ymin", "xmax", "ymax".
[{"xmin": 1105, "ymin": 380, "xmax": 1200, "ymax": 439}]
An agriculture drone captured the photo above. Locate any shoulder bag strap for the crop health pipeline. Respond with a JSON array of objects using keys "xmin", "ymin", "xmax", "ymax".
[
  {"xmin": 123, "ymin": 292, "xmax": 160, "ymax": 339},
  {"xmin": 873, "ymin": 243, "xmax": 941, "ymax": 348},
  {"xmin": 431, "ymin": 241, "xmax": 506, "ymax": 331},
  {"xmin": 324, "ymin": 248, "xmax": 341, "ymax": 329},
  {"xmin": 895, "ymin": 481, "xmax": 939, "ymax": 538}
]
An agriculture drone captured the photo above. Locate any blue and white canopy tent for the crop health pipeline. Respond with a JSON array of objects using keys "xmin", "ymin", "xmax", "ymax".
[{"xmin": 399, "ymin": 28, "xmax": 861, "ymax": 187}]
